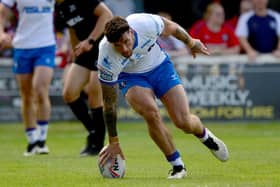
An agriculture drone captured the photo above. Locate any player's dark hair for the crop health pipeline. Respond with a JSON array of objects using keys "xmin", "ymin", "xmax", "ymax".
[{"xmin": 104, "ymin": 16, "xmax": 130, "ymax": 43}]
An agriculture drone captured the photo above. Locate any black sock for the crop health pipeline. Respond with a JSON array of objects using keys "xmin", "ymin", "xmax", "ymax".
[
  {"xmin": 80, "ymin": 90, "xmax": 88, "ymax": 100},
  {"xmin": 68, "ymin": 96, "xmax": 94, "ymax": 133},
  {"xmin": 90, "ymin": 107, "xmax": 106, "ymax": 147}
]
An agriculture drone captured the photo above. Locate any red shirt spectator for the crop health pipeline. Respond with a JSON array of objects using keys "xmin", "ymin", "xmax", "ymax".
[
  {"xmin": 190, "ymin": 23, "xmax": 239, "ymax": 49},
  {"xmin": 189, "ymin": 2, "xmax": 240, "ymax": 55}
]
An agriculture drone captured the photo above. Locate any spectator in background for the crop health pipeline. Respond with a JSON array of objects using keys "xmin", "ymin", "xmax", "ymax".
[
  {"xmin": 189, "ymin": 2, "xmax": 240, "ymax": 55},
  {"xmin": 225, "ymin": 0, "xmax": 253, "ymax": 30},
  {"xmin": 55, "ymin": 29, "xmax": 72, "ymax": 68},
  {"xmin": 235, "ymin": 0, "xmax": 280, "ymax": 60},
  {"xmin": 157, "ymin": 11, "xmax": 189, "ymax": 58},
  {"xmin": 0, "ymin": 0, "xmax": 55, "ymax": 156}
]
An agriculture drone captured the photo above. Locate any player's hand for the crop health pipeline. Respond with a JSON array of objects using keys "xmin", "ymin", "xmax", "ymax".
[
  {"xmin": 0, "ymin": 32, "xmax": 12, "ymax": 49},
  {"xmin": 74, "ymin": 39, "xmax": 93, "ymax": 57},
  {"xmin": 98, "ymin": 143, "xmax": 125, "ymax": 167},
  {"xmin": 189, "ymin": 39, "xmax": 210, "ymax": 58}
]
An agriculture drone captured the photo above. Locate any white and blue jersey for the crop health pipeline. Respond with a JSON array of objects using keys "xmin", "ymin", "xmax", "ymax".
[
  {"xmin": 1, "ymin": 0, "xmax": 56, "ymax": 49},
  {"xmin": 1, "ymin": 0, "xmax": 56, "ymax": 73},
  {"xmin": 98, "ymin": 13, "xmax": 181, "ymax": 97},
  {"xmin": 235, "ymin": 9, "xmax": 280, "ymax": 53}
]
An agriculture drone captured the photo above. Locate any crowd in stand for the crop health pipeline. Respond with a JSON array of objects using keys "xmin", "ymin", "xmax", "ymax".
[{"xmin": 1, "ymin": 0, "xmax": 280, "ymax": 64}]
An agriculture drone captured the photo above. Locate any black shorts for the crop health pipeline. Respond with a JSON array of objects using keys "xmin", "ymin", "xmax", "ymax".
[{"xmin": 74, "ymin": 46, "xmax": 98, "ymax": 71}]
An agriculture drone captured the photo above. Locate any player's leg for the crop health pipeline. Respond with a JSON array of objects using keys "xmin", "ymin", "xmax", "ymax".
[
  {"xmin": 79, "ymin": 71, "xmax": 105, "ymax": 156},
  {"xmin": 148, "ymin": 58, "xmax": 228, "ymax": 162},
  {"xmin": 32, "ymin": 66, "xmax": 53, "ymax": 154},
  {"xmin": 125, "ymin": 86, "xmax": 186, "ymax": 179},
  {"xmin": 160, "ymin": 84, "xmax": 229, "ymax": 162},
  {"xmin": 32, "ymin": 45, "xmax": 56, "ymax": 154},
  {"xmin": 13, "ymin": 48, "xmax": 40, "ymax": 156},
  {"xmin": 16, "ymin": 74, "xmax": 38, "ymax": 156},
  {"xmin": 63, "ymin": 63, "xmax": 100, "ymax": 155}
]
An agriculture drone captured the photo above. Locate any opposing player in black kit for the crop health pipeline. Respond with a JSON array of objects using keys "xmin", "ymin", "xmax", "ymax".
[{"xmin": 55, "ymin": 0, "xmax": 113, "ymax": 156}]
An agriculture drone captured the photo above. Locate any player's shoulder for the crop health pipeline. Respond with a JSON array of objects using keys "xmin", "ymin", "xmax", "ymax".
[
  {"xmin": 99, "ymin": 37, "xmax": 113, "ymax": 53},
  {"xmin": 127, "ymin": 13, "xmax": 164, "ymax": 36},
  {"xmin": 98, "ymin": 37, "xmax": 121, "ymax": 62},
  {"xmin": 126, "ymin": 13, "xmax": 160, "ymax": 20},
  {"xmin": 127, "ymin": 13, "xmax": 162, "ymax": 25}
]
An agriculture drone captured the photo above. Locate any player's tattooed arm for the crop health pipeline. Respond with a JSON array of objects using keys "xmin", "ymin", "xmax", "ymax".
[
  {"xmin": 174, "ymin": 25, "xmax": 210, "ymax": 57},
  {"xmin": 161, "ymin": 16, "xmax": 196, "ymax": 49},
  {"xmin": 101, "ymin": 83, "xmax": 119, "ymax": 142},
  {"xmin": 174, "ymin": 26, "xmax": 196, "ymax": 49}
]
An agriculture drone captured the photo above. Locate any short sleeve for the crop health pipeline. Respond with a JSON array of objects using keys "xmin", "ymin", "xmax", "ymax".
[
  {"xmin": 274, "ymin": 11, "xmax": 280, "ymax": 36},
  {"xmin": 235, "ymin": 12, "xmax": 252, "ymax": 38},
  {"xmin": 150, "ymin": 14, "xmax": 164, "ymax": 36}
]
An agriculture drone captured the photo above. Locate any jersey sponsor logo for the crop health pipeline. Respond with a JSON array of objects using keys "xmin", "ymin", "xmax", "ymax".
[
  {"xmin": 66, "ymin": 15, "xmax": 84, "ymax": 26},
  {"xmin": 23, "ymin": 6, "xmax": 52, "ymax": 14},
  {"xmin": 99, "ymin": 69, "xmax": 113, "ymax": 81}
]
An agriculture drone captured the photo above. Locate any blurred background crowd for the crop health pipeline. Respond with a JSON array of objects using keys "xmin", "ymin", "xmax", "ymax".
[{"xmin": 1, "ymin": 0, "xmax": 280, "ymax": 64}]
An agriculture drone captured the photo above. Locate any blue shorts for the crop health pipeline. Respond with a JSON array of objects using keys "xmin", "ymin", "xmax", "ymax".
[
  {"xmin": 118, "ymin": 58, "xmax": 182, "ymax": 98},
  {"xmin": 13, "ymin": 45, "xmax": 56, "ymax": 74}
]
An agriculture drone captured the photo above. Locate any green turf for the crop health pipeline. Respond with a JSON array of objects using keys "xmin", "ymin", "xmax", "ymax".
[{"xmin": 0, "ymin": 121, "xmax": 279, "ymax": 187}]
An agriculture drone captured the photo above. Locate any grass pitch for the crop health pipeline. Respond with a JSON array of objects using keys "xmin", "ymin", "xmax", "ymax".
[{"xmin": 0, "ymin": 121, "xmax": 279, "ymax": 187}]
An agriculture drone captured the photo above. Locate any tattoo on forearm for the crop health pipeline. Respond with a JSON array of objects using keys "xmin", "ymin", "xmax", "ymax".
[
  {"xmin": 175, "ymin": 26, "xmax": 192, "ymax": 46},
  {"xmin": 102, "ymin": 84, "xmax": 118, "ymax": 137}
]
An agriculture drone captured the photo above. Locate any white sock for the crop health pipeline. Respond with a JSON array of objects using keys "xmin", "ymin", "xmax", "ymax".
[
  {"xmin": 170, "ymin": 157, "xmax": 184, "ymax": 167},
  {"xmin": 199, "ymin": 128, "xmax": 209, "ymax": 142},
  {"xmin": 167, "ymin": 151, "xmax": 184, "ymax": 167},
  {"xmin": 37, "ymin": 121, "xmax": 49, "ymax": 141},
  {"xmin": 25, "ymin": 128, "xmax": 38, "ymax": 144}
]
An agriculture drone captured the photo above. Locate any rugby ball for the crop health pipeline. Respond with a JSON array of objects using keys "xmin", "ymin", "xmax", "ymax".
[{"xmin": 98, "ymin": 154, "xmax": 125, "ymax": 178}]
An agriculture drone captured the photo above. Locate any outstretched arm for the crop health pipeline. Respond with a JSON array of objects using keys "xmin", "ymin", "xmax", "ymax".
[
  {"xmin": 160, "ymin": 16, "xmax": 210, "ymax": 58},
  {"xmin": 99, "ymin": 83, "xmax": 125, "ymax": 165},
  {"xmin": 102, "ymin": 83, "xmax": 118, "ymax": 141}
]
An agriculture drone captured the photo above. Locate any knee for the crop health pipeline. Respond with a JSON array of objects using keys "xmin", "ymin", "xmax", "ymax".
[
  {"xmin": 138, "ymin": 106, "xmax": 161, "ymax": 124},
  {"xmin": 173, "ymin": 113, "xmax": 195, "ymax": 133},
  {"xmin": 33, "ymin": 88, "xmax": 48, "ymax": 104},
  {"xmin": 62, "ymin": 88, "xmax": 75, "ymax": 103},
  {"xmin": 21, "ymin": 93, "xmax": 34, "ymax": 105}
]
